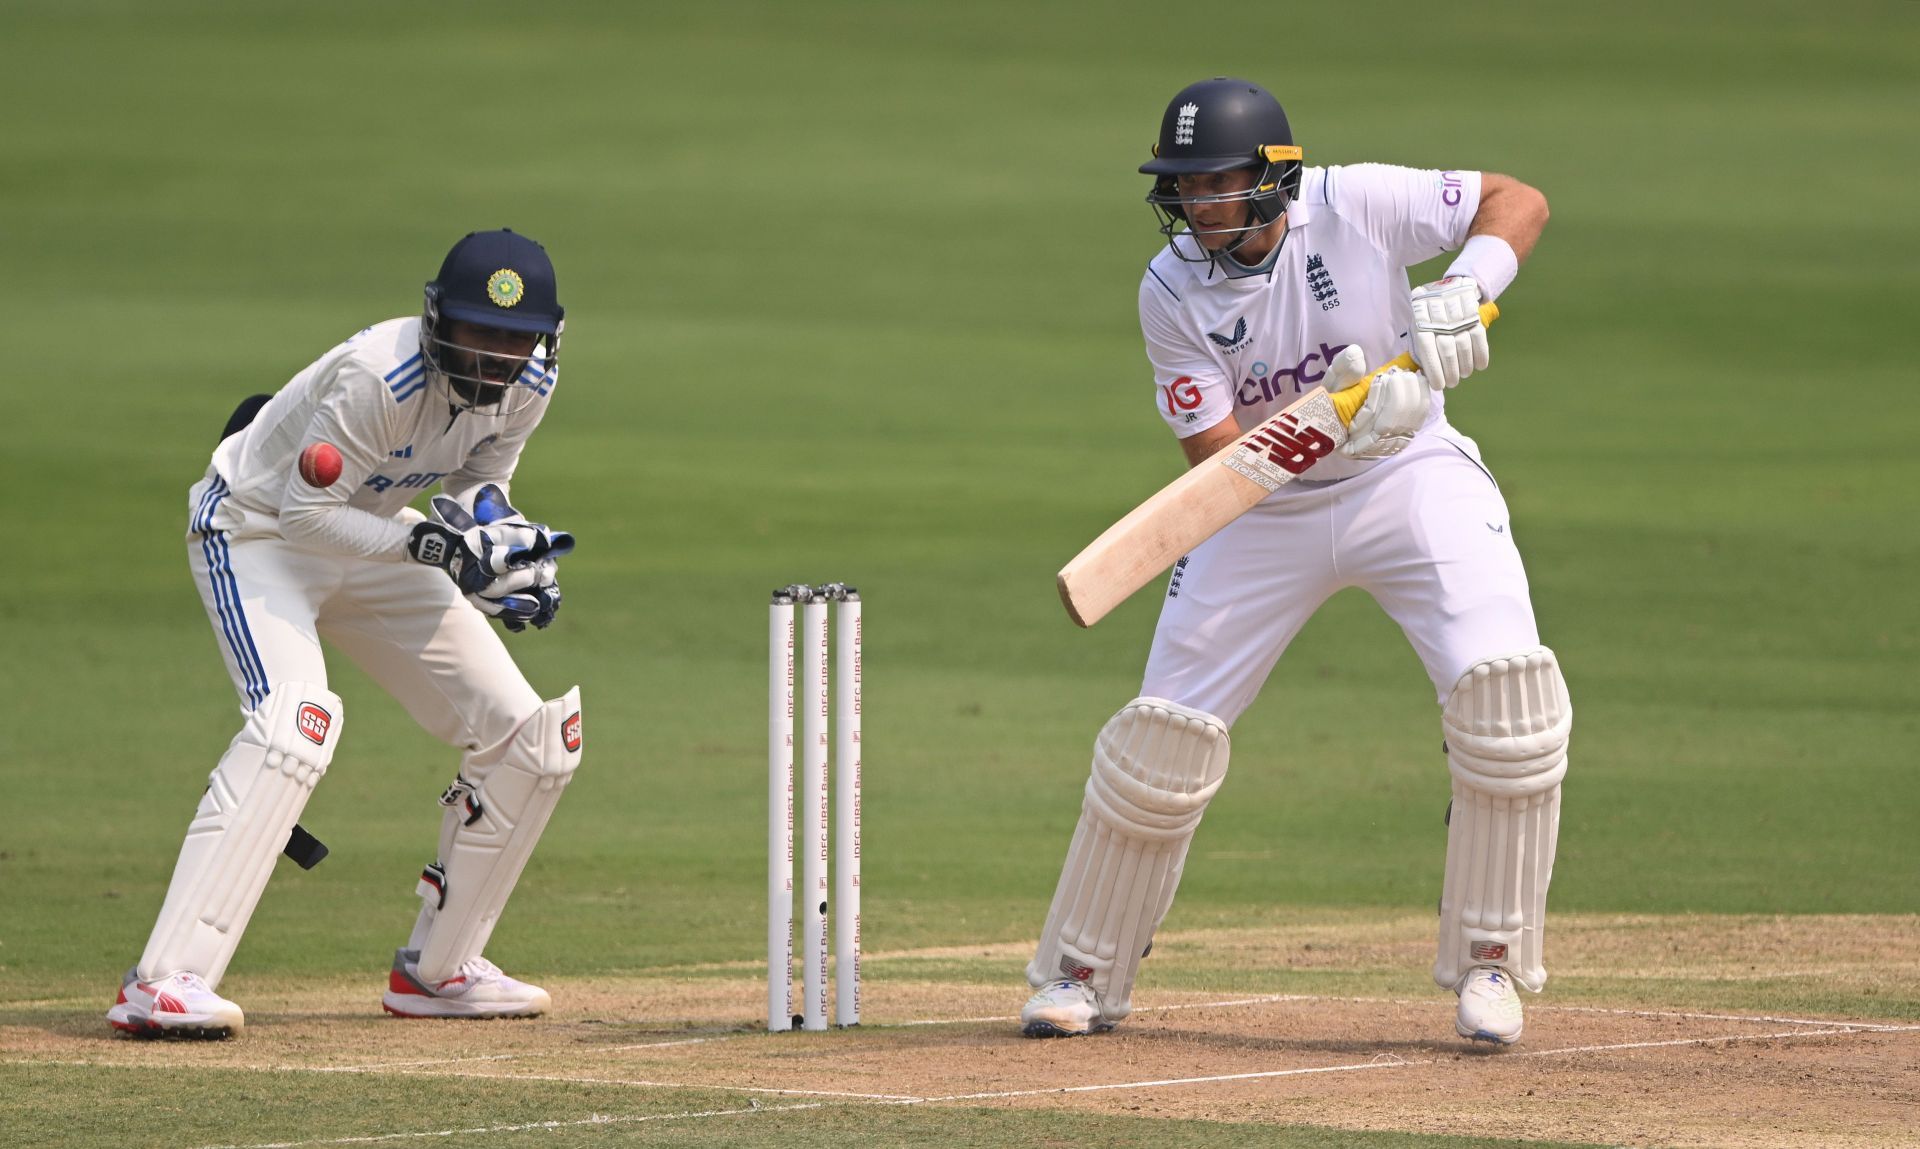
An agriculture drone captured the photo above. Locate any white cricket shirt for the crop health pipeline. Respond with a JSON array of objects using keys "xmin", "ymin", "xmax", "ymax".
[
  {"xmin": 1140, "ymin": 164, "xmax": 1481, "ymax": 484},
  {"xmin": 208, "ymin": 317, "xmax": 557, "ymax": 558}
]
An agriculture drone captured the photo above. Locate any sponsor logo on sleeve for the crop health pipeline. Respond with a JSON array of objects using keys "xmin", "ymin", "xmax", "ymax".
[
  {"xmin": 1440, "ymin": 170, "xmax": 1465, "ymax": 207},
  {"xmin": 1161, "ymin": 376, "xmax": 1204, "ymax": 423}
]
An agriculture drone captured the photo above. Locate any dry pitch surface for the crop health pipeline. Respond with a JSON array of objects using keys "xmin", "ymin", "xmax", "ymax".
[{"xmin": 7, "ymin": 914, "xmax": 1916, "ymax": 1148}]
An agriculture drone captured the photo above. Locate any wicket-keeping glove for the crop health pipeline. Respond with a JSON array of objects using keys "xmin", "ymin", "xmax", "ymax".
[
  {"xmin": 467, "ymin": 484, "xmax": 574, "ymax": 563},
  {"xmin": 406, "ymin": 520, "xmax": 516, "ymax": 596},
  {"xmin": 472, "ymin": 556, "xmax": 563, "ymax": 632},
  {"xmin": 429, "ymin": 485, "xmax": 571, "ymax": 630}
]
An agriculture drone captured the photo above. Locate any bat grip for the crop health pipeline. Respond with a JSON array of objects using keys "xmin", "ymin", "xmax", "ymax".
[{"xmin": 1330, "ymin": 301, "xmax": 1500, "ymax": 426}]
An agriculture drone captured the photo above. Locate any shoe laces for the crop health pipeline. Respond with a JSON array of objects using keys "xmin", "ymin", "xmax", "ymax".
[{"xmin": 445, "ymin": 956, "xmax": 503, "ymax": 985}]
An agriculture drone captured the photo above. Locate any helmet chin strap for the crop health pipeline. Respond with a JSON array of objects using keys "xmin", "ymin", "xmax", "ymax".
[{"xmin": 1208, "ymin": 201, "xmax": 1283, "ymax": 266}]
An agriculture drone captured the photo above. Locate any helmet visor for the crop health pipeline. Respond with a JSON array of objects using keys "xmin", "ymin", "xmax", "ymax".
[{"xmin": 424, "ymin": 327, "xmax": 554, "ymax": 416}]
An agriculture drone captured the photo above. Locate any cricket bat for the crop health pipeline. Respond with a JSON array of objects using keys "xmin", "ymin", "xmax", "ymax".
[{"xmin": 1056, "ymin": 302, "xmax": 1500, "ymax": 627}]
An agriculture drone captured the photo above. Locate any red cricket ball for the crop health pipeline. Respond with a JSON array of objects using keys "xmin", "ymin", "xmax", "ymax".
[{"xmin": 298, "ymin": 442, "xmax": 344, "ymax": 488}]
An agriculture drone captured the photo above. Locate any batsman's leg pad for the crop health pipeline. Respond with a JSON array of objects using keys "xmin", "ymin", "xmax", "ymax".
[
  {"xmin": 139, "ymin": 683, "xmax": 342, "ymax": 987},
  {"xmin": 1026, "ymin": 697, "xmax": 1230, "ymax": 1024},
  {"xmin": 1435, "ymin": 648, "xmax": 1569, "ymax": 993},
  {"xmin": 414, "ymin": 687, "xmax": 582, "ymax": 985}
]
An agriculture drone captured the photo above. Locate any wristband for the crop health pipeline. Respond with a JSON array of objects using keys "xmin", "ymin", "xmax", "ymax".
[{"xmin": 1444, "ymin": 234, "xmax": 1519, "ymax": 303}]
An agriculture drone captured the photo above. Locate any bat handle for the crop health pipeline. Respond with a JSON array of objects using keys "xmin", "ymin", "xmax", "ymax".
[{"xmin": 1330, "ymin": 301, "xmax": 1501, "ymax": 426}]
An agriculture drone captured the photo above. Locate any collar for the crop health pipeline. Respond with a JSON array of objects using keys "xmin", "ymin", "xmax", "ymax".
[{"xmin": 1205, "ymin": 199, "xmax": 1312, "ymax": 283}]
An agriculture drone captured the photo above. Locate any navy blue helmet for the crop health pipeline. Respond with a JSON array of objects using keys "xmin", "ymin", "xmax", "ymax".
[
  {"xmin": 421, "ymin": 229, "xmax": 564, "ymax": 414},
  {"xmin": 1141, "ymin": 79, "xmax": 1303, "ymax": 260}
]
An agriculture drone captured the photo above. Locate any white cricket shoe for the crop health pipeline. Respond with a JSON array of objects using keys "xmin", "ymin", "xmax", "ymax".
[
  {"xmin": 107, "ymin": 968, "xmax": 244, "ymax": 1039},
  {"xmin": 382, "ymin": 948, "xmax": 552, "ymax": 1019},
  {"xmin": 1020, "ymin": 978, "xmax": 1113, "ymax": 1038},
  {"xmin": 1455, "ymin": 965, "xmax": 1524, "ymax": 1045}
]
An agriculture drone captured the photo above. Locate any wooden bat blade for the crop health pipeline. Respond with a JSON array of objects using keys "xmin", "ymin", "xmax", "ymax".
[
  {"xmin": 1057, "ymin": 303, "xmax": 1499, "ymax": 628},
  {"xmin": 1056, "ymin": 387, "xmax": 1342, "ymax": 627}
]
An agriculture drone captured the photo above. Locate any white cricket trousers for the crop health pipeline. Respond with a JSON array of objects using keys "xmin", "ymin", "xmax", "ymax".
[
  {"xmin": 186, "ymin": 471, "xmax": 542, "ymax": 750},
  {"xmin": 1142, "ymin": 426, "xmax": 1540, "ymax": 725}
]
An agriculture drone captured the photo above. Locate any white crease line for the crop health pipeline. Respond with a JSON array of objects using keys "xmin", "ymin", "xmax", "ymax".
[
  {"xmin": 895, "ymin": 1023, "xmax": 1920, "ymax": 1105},
  {"xmin": 1093, "ymin": 991, "xmax": 1911, "ymax": 1034},
  {"xmin": 192, "ymin": 1021, "xmax": 1920, "ymax": 1112},
  {"xmin": 11, "ymin": 1014, "xmax": 1904, "ymax": 1106},
  {"xmin": 911, "ymin": 1058, "xmax": 1416, "ymax": 1102},
  {"xmin": 1511, "ymin": 1025, "xmax": 1920, "ymax": 1058},
  {"xmin": 315, "ymin": 992, "xmax": 1321, "ymax": 1072},
  {"xmin": 190, "ymin": 1101, "xmax": 821, "ymax": 1149},
  {"xmin": 15, "ymin": 1020, "xmax": 1919, "ymax": 1139},
  {"xmin": 895, "ymin": 992, "xmax": 1317, "ymax": 1027},
  {"xmin": 314, "ymin": 1034, "xmax": 724, "ymax": 1072},
  {"xmin": 389, "ymin": 1067, "xmax": 921, "ymax": 1101},
  {"xmin": 0, "ymin": 1055, "xmax": 916, "ymax": 1102},
  {"xmin": 1542, "ymin": 1005, "xmax": 1912, "ymax": 1031}
]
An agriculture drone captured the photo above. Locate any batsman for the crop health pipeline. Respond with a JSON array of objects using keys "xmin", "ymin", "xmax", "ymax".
[
  {"xmin": 1022, "ymin": 79, "xmax": 1567, "ymax": 1046},
  {"xmin": 109, "ymin": 229, "xmax": 583, "ymax": 1038}
]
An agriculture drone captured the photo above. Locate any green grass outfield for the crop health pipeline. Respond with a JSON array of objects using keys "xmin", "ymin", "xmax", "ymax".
[{"xmin": 2, "ymin": 2, "xmax": 1916, "ymax": 1146}]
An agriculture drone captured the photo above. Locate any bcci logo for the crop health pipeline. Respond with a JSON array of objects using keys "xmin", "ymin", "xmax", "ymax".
[
  {"xmin": 486, "ymin": 268, "xmax": 524, "ymax": 308},
  {"xmin": 1174, "ymin": 102, "xmax": 1199, "ymax": 146},
  {"xmin": 296, "ymin": 703, "xmax": 332, "ymax": 745}
]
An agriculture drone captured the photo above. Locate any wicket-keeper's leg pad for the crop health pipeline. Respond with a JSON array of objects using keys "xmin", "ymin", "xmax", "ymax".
[
  {"xmin": 1026, "ymin": 697, "xmax": 1230, "ymax": 1024},
  {"xmin": 139, "ymin": 683, "xmax": 343, "ymax": 988},
  {"xmin": 414, "ymin": 687, "xmax": 582, "ymax": 985},
  {"xmin": 1434, "ymin": 648, "xmax": 1570, "ymax": 994}
]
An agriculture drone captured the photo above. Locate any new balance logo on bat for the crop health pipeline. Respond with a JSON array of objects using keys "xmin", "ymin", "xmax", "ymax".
[{"xmin": 1244, "ymin": 413, "xmax": 1335, "ymax": 475}]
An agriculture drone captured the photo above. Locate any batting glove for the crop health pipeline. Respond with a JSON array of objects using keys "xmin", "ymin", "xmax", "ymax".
[
  {"xmin": 1325, "ymin": 345, "xmax": 1427, "ymax": 459},
  {"xmin": 1409, "ymin": 275, "xmax": 1489, "ymax": 390}
]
